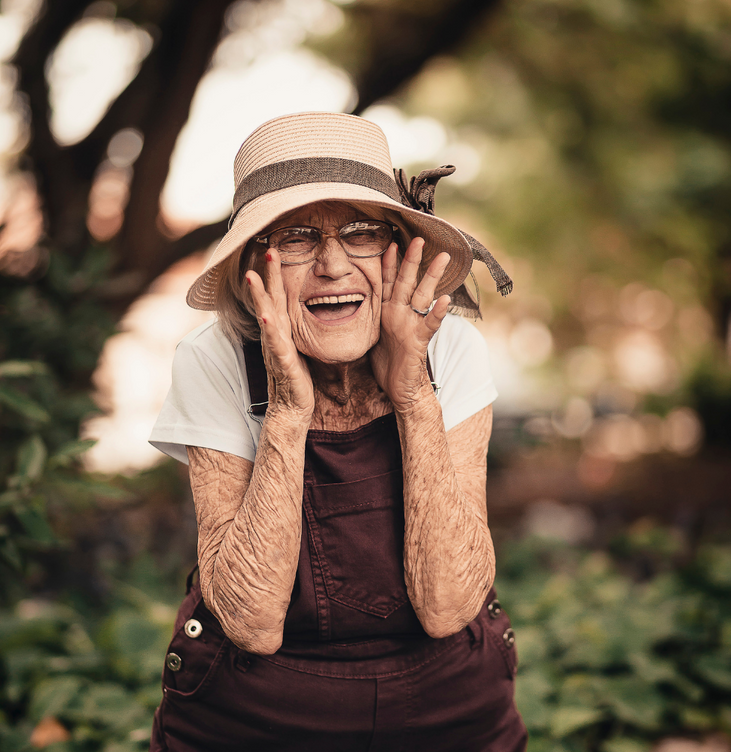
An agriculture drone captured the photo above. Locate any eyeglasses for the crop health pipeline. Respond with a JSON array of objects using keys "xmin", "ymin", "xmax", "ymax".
[{"xmin": 254, "ymin": 220, "xmax": 398, "ymax": 265}]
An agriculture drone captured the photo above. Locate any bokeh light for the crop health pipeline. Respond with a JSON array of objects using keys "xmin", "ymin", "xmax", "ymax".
[{"xmin": 46, "ymin": 16, "xmax": 152, "ymax": 145}]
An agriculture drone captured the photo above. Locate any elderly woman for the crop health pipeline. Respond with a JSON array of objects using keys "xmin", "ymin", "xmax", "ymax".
[{"xmin": 149, "ymin": 112, "xmax": 526, "ymax": 751}]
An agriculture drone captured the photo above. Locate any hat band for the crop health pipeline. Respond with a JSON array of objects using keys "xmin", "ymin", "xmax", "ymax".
[{"xmin": 229, "ymin": 157, "xmax": 402, "ymax": 229}]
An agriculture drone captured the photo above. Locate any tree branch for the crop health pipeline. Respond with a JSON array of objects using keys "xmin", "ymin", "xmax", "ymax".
[
  {"xmin": 163, "ymin": 218, "xmax": 229, "ymax": 269},
  {"xmin": 13, "ymin": 0, "xmax": 92, "ymax": 250},
  {"xmin": 351, "ymin": 0, "xmax": 502, "ymax": 115},
  {"xmin": 115, "ymin": 0, "xmax": 239, "ymax": 276}
]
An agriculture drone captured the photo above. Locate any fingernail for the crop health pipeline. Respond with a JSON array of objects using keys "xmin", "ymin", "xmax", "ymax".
[
  {"xmin": 261, "ymin": 317, "xmax": 267, "ymax": 324},
  {"xmin": 265, "ymin": 252, "xmax": 272, "ymax": 262},
  {"xmin": 246, "ymin": 276, "xmax": 252, "ymax": 286}
]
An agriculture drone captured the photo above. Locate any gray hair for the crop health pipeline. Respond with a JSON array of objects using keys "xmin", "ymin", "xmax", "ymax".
[{"xmin": 213, "ymin": 201, "xmax": 413, "ymax": 345}]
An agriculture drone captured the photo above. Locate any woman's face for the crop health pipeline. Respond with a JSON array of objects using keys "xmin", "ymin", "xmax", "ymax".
[{"xmin": 254, "ymin": 202, "xmax": 387, "ymax": 365}]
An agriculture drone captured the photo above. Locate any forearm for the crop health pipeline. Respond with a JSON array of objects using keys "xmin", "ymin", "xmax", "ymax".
[
  {"xmin": 396, "ymin": 392, "xmax": 495, "ymax": 639},
  {"xmin": 190, "ymin": 408, "xmax": 309, "ymax": 655}
]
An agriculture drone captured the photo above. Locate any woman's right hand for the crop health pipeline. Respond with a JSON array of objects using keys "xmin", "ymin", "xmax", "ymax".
[{"xmin": 245, "ymin": 250, "xmax": 315, "ymax": 420}]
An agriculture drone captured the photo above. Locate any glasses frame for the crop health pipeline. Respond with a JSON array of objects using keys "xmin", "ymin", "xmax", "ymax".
[{"xmin": 253, "ymin": 221, "xmax": 400, "ymax": 265}]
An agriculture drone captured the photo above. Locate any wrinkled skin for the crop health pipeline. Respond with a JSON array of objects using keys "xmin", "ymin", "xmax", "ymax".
[{"xmin": 188, "ymin": 201, "xmax": 495, "ymax": 654}]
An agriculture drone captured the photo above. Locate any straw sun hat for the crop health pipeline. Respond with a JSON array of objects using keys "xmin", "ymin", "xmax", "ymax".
[{"xmin": 186, "ymin": 112, "xmax": 512, "ymax": 315}]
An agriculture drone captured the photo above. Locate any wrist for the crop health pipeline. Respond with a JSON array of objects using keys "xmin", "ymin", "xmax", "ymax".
[
  {"xmin": 264, "ymin": 401, "xmax": 313, "ymax": 429},
  {"xmin": 393, "ymin": 382, "xmax": 441, "ymax": 421}
]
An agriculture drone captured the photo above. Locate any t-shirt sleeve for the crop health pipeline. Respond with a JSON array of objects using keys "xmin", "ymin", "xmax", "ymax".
[
  {"xmin": 429, "ymin": 314, "xmax": 498, "ymax": 432},
  {"xmin": 149, "ymin": 328, "xmax": 258, "ymax": 465}
]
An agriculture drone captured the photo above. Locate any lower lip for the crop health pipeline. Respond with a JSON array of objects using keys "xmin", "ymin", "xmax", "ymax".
[{"xmin": 303, "ymin": 300, "xmax": 365, "ymax": 325}]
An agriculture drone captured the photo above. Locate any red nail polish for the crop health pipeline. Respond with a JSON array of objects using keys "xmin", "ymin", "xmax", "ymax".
[
  {"xmin": 266, "ymin": 252, "xmax": 272, "ymax": 262},
  {"xmin": 261, "ymin": 317, "xmax": 267, "ymax": 324},
  {"xmin": 246, "ymin": 276, "xmax": 252, "ymax": 286}
]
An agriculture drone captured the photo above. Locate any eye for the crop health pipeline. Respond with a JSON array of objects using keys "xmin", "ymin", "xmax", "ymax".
[
  {"xmin": 274, "ymin": 227, "xmax": 318, "ymax": 252},
  {"xmin": 341, "ymin": 222, "xmax": 388, "ymax": 246}
]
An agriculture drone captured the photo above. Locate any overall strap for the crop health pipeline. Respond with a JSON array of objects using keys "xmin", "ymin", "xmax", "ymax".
[
  {"xmin": 243, "ymin": 339, "xmax": 268, "ymax": 415},
  {"xmin": 242, "ymin": 338, "xmax": 439, "ymax": 418}
]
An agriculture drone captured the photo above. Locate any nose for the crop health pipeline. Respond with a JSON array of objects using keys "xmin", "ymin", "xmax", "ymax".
[{"xmin": 312, "ymin": 235, "xmax": 355, "ymax": 279}]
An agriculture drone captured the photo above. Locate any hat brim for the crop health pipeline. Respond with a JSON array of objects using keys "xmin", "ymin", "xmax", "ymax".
[{"xmin": 186, "ymin": 182, "xmax": 473, "ymax": 310}]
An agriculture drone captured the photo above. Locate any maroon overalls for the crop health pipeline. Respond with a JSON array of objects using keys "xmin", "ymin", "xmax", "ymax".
[{"xmin": 150, "ymin": 343, "xmax": 527, "ymax": 751}]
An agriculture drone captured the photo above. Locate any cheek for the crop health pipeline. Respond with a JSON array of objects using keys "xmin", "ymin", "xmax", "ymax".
[
  {"xmin": 279, "ymin": 271, "xmax": 305, "ymax": 315},
  {"xmin": 361, "ymin": 258, "xmax": 384, "ymax": 298}
]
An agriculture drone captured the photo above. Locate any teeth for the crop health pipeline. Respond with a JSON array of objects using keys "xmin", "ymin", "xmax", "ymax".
[{"xmin": 305, "ymin": 293, "xmax": 365, "ymax": 306}]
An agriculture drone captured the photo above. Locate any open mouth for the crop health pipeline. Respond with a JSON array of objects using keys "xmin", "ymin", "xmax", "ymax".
[{"xmin": 304, "ymin": 293, "xmax": 365, "ymax": 321}]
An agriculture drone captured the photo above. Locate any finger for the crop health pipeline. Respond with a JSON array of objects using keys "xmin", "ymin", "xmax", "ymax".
[
  {"xmin": 422, "ymin": 294, "xmax": 451, "ymax": 335},
  {"xmin": 380, "ymin": 242, "xmax": 399, "ymax": 302},
  {"xmin": 247, "ymin": 271, "xmax": 295, "ymax": 367},
  {"xmin": 263, "ymin": 248, "xmax": 288, "ymax": 316},
  {"xmin": 391, "ymin": 237, "xmax": 424, "ymax": 305},
  {"xmin": 411, "ymin": 252, "xmax": 450, "ymax": 312},
  {"xmin": 245, "ymin": 270, "xmax": 273, "ymax": 324}
]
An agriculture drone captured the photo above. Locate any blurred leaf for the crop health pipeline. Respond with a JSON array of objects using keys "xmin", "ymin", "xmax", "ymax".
[
  {"xmin": 49, "ymin": 477, "xmax": 133, "ymax": 502},
  {"xmin": 0, "ymin": 385, "xmax": 50, "ymax": 423},
  {"xmin": 0, "ymin": 491, "xmax": 20, "ymax": 510},
  {"xmin": 515, "ymin": 666, "xmax": 554, "ymax": 730},
  {"xmin": 550, "ymin": 706, "xmax": 604, "ymax": 737},
  {"xmin": 135, "ymin": 684, "xmax": 163, "ymax": 711},
  {"xmin": 0, "ymin": 361, "xmax": 49, "ymax": 378},
  {"xmin": 0, "ymin": 537, "xmax": 22, "ymax": 570},
  {"xmin": 680, "ymin": 706, "xmax": 717, "ymax": 731},
  {"xmin": 629, "ymin": 652, "xmax": 704, "ymax": 701},
  {"xmin": 28, "ymin": 676, "xmax": 85, "ymax": 722},
  {"xmin": 15, "ymin": 506, "xmax": 56, "ymax": 545},
  {"xmin": 512, "ymin": 624, "xmax": 549, "ymax": 667},
  {"xmin": 99, "ymin": 609, "xmax": 171, "ymax": 684},
  {"xmin": 16, "ymin": 436, "xmax": 47, "ymax": 484},
  {"xmin": 601, "ymin": 676, "xmax": 666, "ymax": 730},
  {"xmin": 602, "ymin": 739, "xmax": 651, "ymax": 752},
  {"xmin": 73, "ymin": 683, "xmax": 147, "ymax": 733},
  {"xmin": 694, "ymin": 655, "xmax": 731, "ymax": 691},
  {"xmin": 696, "ymin": 546, "xmax": 731, "ymax": 589},
  {"xmin": 48, "ymin": 439, "xmax": 96, "ymax": 468}
]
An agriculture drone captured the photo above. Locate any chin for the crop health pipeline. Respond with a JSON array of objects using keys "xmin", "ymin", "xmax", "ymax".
[
  {"xmin": 298, "ymin": 329, "xmax": 379, "ymax": 366},
  {"xmin": 305, "ymin": 343, "xmax": 372, "ymax": 366}
]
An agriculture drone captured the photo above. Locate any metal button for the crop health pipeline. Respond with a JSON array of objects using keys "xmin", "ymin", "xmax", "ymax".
[
  {"xmin": 184, "ymin": 618, "xmax": 203, "ymax": 639},
  {"xmin": 503, "ymin": 628, "xmax": 515, "ymax": 648},
  {"xmin": 487, "ymin": 599, "xmax": 502, "ymax": 619},
  {"xmin": 166, "ymin": 652, "xmax": 182, "ymax": 672}
]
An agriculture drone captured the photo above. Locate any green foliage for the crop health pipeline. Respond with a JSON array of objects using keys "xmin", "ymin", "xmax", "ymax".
[
  {"xmin": 496, "ymin": 528, "xmax": 731, "ymax": 749},
  {"xmin": 0, "ymin": 249, "xmax": 117, "ymax": 599},
  {"xmin": 0, "ymin": 587, "xmax": 175, "ymax": 751}
]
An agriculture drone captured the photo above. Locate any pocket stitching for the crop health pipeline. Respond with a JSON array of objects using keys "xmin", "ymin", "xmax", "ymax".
[{"xmin": 163, "ymin": 637, "xmax": 229, "ymax": 700}]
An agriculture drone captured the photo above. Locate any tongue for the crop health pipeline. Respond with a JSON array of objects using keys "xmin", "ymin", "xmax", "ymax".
[{"xmin": 308, "ymin": 302, "xmax": 361, "ymax": 321}]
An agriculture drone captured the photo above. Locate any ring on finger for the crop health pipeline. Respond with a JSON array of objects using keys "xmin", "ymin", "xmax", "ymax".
[{"xmin": 411, "ymin": 306, "xmax": 430, "ymax": 316}]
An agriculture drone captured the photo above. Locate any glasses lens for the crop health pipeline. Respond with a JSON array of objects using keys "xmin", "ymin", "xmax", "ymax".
[
  {"xmin": 340, "ymin": 221, "xmax": 392, "ymax": 256},
  {"xmin": 270, "ymin": 227, "xmax": 319, "ymax": 258}
]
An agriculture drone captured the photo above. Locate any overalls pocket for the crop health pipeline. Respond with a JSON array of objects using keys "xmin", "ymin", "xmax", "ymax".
[
  {"xmin": 305, "ymin": 469, "xmax": 409, "ymax": 618},
  {"xmin": 161, "ymin": 589, "xmax": 229, "ymax": 699}
]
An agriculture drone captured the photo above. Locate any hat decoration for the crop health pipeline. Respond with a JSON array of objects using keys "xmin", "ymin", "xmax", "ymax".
[{"xmin": 394, "ymin": 164, "xmax": 513, "ymax": 316}]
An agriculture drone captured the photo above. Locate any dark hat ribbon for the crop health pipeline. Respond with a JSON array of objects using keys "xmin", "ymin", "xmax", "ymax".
[{"xmin": 394, "ymin": 165, "xmax": 513, "ymax": 317}]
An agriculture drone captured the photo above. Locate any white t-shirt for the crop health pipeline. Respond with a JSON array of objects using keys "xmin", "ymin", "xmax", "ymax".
[{"xmin": 149, "ymin": 314, "xmax": 497, "ymax": 465}]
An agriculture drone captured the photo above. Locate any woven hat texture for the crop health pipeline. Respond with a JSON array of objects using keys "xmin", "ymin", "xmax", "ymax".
[{"xmin": 186, "ymin": 112, "xmax": 474, "ymax": 310}]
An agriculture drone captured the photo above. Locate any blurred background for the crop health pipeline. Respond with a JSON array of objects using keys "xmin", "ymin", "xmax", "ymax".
[{"xmin": 0, "ymin": 0, "xmax": 730, "ymax": 749}]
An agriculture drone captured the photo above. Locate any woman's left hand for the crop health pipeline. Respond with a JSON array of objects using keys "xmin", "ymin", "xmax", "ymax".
[{"xmin": 369, "ymin": 237, "xmax": 451, "ymax": 412}]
